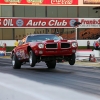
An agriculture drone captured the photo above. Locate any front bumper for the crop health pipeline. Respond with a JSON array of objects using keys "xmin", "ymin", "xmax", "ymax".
[{"xmin": 34, "ymin": 48, "xmax": 76, "ymax": 56}]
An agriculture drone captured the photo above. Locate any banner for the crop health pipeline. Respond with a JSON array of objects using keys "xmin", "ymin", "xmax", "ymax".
[
  {"xmin": 1, "ymin": 0, "xmax": 100, "ymax": 6},
  {"xmin": 0, "ymin": 17, "xmax": 100, "ymax": 28},
  {"xmin": 0, "ymin": 18, "xmax": 78, "ymax": 28},
  {"xmin": 83, "ymin": 0, "xmax": 100, "ymax": 4},
  {"xmin": 0, "ymin": 48, "xmax": 6, "ymax": 56},
  {"xmin": 0, "ymin": 0, "xmax": 78, "ymax": 5},
  {"xmin": 78, "ymin": 18, "xmax": 100, "ymax": 28},
  {"xmin": 79, "ymin": 0, "xmax": 100, "ymax": 6}
]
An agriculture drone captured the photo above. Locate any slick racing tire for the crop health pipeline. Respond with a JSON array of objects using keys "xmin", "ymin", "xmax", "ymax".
[
  {"xmin": 68, "ymin": 53, "xmax": 75, "ymax": 65},
  {"xmin": 46, "ymin": 60, "xmax": 56, "ymax": 69},
  {"xmin": 12, "ymin": 53, "xmax": 21, "ymax": 69},
  {"xmin": 29, "ymin": 50, "xmax": 36, "ymax": 67}
]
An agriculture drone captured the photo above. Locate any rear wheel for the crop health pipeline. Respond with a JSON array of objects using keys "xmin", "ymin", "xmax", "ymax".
[
  {"xmin": 29, "ymin": 50, "xmax": 36, "ymax": 67},
  {"xmin": 68, "ymin": 53, "xmax": 76, "ymax": 65},
  {"xmin": 46, "ymin": 60, "xmax": 56, "ymax": 69},
  {"xmin": 12, "ymin": 53, "xmax": 21, "ymax": 69}
]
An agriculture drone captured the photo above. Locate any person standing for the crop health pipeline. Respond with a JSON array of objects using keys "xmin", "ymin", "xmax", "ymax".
[
  {"xmin": 87, "ymin": 40, "xmax": 90, "ymax": 49},
  {"xmin": 14, "ymin": 39, "xmax": 19, "ymax": 47},
  {"xmin": 95, "ymin": 41, "xmax": 99, "ymax": 50},
  {"xmin": 22, "ymin": 35, "xmax": 26, "ymax": 43},
  {"xmin": 56, "ymin": 32, "xmax": 63, "ymax": 40}
]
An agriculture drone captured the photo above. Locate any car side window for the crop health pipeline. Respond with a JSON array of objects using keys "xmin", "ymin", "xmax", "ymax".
[{"xmin": 26, "ymin": 36, "xmax": 32, "ymax": 43}]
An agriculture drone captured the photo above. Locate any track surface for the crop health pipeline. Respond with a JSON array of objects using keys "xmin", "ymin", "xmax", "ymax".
[{"xmin": 0, "ymin": 58, "xmax": 100, "ymax": 100}]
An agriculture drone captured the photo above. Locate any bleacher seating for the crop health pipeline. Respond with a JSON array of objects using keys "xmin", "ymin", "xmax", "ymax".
[
  {"xmin": 61, "ymin": 28, "xmax": 100, "ymax": 40},
  {"xmin": 79, "ymin": 28, "xmax": 100, "ymax": 39},
  {"xmin": 61, "ymin": 33, "xmax": 75, "ymax": 40}
]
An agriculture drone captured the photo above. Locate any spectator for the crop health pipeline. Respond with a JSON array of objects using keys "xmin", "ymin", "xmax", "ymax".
[
  {"xmin": 14, "ymin": 39, "xmax": 19, "ymax": 47},
  {"xmin": 22, "ymin": 35, "xmax": 26, "ymax": 43},
  {"xmin": 87, "ymin": 40, "xmax": 90, "ymax": 49},
  {"xmin": 56, "ymin": 32, "xmax": 63, "ymax": 40},
  {"xmin": 95, "ymin": 41, "xmax": 99, "ymax": 50}
]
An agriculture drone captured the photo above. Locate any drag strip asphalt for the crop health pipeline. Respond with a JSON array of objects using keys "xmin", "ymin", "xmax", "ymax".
[{"xmin": 0, "ymin": 58, "xmax": 100, "ymax": 100}]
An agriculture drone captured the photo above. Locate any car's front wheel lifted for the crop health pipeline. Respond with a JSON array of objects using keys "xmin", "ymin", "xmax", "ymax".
[
  {"xmin": 12, "ymin": 53, "xmax": 21, "ymax": 69},
  {"xmin": 68, "ymin": 53, "xmax": 76, "ymax": 65},
  {"xmin": 29, "ymin": 50, "xmax": 36, "ymax": 67},
  {"xmin": 46, "ymin": 60, "xmax": 56, "ymax": 69}
]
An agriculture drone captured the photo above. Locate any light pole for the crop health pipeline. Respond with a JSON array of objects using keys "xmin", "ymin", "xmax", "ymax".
[
  {"xmin": 73, "ymin": 22, "xmax": 81, "ymax": 42},
  {"xmin": 75, "ymin": 27, "xmax": 78, "ymax": 41}
]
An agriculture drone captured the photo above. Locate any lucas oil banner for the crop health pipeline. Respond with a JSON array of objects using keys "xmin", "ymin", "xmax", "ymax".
[
  {"xmin": 0, "ymin": 17, "xmax": 100, "ymax": 28},
  {"xmin": 0, "ymin": 18, "xmax": 78, "ymax": 28}
]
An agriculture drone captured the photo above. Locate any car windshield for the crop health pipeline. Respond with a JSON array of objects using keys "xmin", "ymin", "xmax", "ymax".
[{"xmin": 26, "ymin": 35, "xmax": 60, "ymax": 42}]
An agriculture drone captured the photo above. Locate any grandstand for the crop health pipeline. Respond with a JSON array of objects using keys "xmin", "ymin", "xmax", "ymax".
[
  {"xmin": 79, "ymin": 28, "xmax": 100, "ymax": 39},
  {"xmin": 61, "ymin": 28, "xmax": 100, "ymax": 40}
]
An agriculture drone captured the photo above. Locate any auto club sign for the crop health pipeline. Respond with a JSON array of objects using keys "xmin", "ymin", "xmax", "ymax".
[
  {"xmin": 0, "ymin": 18, "xmax": 78, "ymax": 28},
  {"xmin": 0, "ymin": 18, "xmax": 100, "ymax": 28},
  {"xmin": 0, "ymin": 0, "xmax": 78, "ymax": 5}
]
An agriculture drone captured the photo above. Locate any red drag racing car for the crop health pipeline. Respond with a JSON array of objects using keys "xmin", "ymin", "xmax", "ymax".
[{"xmin": 11, "ymin": 34, "xmax": 78, "ymax": 69}]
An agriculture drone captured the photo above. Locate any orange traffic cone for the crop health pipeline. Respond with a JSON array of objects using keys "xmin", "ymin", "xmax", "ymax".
[{"xmin": 89, "ymin": 55, "xmax": 96, "ymax": 62}]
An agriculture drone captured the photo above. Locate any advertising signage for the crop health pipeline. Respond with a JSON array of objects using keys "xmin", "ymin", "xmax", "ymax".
[
  {"xmin": 1, "ymin": 0, "xmax": 100, "ymax": 6},
  {"xmin": 79, "ymin": 18, "xmax": 100, "ymax": 28},
  {"xmin": 83, "ymin": 0, "xmax": 100, "ymax": 4},
  {"xmin": 0, "ymin": 17, "xmax": 100, "ymax": 28},
  {"xmin": 0, "ymin": 18, "xmax": 78, "ymax": 28},
  {"xmin": 0, "ymin": 0, "xmax": 78, "ymax": 5}
]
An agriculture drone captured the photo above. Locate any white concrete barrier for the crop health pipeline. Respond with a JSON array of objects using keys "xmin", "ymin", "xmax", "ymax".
[
  {"xmin": 93, "ymin": 50, "xmax": 100, "ymax": 57},
  {"xmin": 76, "ymin": 50, "xmax": 93, "ymax": 61},
  {"xmin": 76, "ymin": 50, "xmax": 100, "ymax": 62}
]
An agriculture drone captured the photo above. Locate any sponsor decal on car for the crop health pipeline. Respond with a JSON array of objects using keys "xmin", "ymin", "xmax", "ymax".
[{"xmin": 16, "ymin": 50, "xmax": 28, "ymax": 59}]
